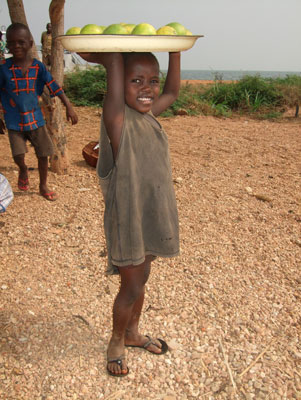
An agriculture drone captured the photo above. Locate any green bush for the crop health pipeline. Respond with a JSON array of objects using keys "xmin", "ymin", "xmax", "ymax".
[
  {"xmin": 161, "ymin": 84, "xmax": 204, "ymax": 117},
  {"xmin": 271, "ymin": 74, "xmax": 301, "ymax": 86},
  {"xmin": 271, "ymin": 75, "xmax": 301, "ymax": 110},
  {"xmin": 64, "ymin": 65, "xmax": 107, "ymax": 107}
]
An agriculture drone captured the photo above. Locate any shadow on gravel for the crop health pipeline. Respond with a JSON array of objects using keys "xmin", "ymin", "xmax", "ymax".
[{"xmin": 0, "ymin": 311, "xmax": 105, "ymax": 363}]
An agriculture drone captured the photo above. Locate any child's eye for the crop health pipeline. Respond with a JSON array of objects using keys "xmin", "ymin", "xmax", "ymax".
[
  {"xmin": 151, "ymin": 79, "xmax": 159, "ymax": 85},
  {"xmin": 131, "ymin": 78, "xmax": 141, "ymax": 84}
]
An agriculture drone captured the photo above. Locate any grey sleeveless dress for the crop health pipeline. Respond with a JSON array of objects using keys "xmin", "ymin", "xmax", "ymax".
[{"xmin": 97, "ymin": 105, "xmax": 179, "ymax": 275}]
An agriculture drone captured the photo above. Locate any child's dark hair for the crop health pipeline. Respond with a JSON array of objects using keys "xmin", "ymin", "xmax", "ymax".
[
  {"xmin": 122, "ymin": 52, "xmax": 159, "ymax": 69},
  {"xmin": 6, "ymin": 22, "xmax": 31, "ymax": 37}
]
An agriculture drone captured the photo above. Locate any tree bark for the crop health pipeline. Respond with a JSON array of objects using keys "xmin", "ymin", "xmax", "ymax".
[
  {"xmin": 49, "ymin": 0, "xmax": 65, "ymax": 85},
  {"xmin": 47, "ymin": 0, "xmax": 69, "ymax": 174},
  {"xmin": 49, "ymin": 0, "xmax": 65, "ymax": 25},
  {"xmin": 6, "ymin": 0, "xmax": 27, "ymax": 24},
  {"xmin": 6, "ymin": 0, "xmax": 38, "ymax": 58}
]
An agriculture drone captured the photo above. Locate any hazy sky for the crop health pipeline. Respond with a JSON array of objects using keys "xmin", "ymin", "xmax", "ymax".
[{"xmin": 1, "ymin": 0, "xmax": 300, "ymax": 71}]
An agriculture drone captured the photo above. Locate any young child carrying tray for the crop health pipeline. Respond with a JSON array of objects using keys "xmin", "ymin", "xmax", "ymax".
[{"xmin": 78, "ymin": 49, "xmax": 181, "ymax": 377}]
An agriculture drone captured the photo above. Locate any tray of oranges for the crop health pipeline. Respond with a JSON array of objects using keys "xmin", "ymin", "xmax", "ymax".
[{"xmin": 57, "ymin": 22, "xmax": 203, "ymax": 53}]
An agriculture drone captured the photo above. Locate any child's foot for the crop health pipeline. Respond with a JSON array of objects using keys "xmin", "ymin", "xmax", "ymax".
[
  {"xmin": 107, "ymin": 340, "xmax": 129, "ymax": 377},
  {"xmin": 107, "ymin": 355, "xmax": 129, "ymax": 377},
  {"xmin": 40, "ymin": 191, "xmax": 58, "ymax": 201},
  {"xmin": 39, "ymin": 185, "xmax": 58, "ymax": 201},
  {"xmin": 18, "ymin": 170, "xmax": 29, "ymax": 191},
  {"xmin": 125, "ymin": 334, "xmax": 168, "ymax": 355}
]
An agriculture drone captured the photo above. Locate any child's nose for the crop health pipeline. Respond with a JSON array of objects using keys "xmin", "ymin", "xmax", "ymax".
[{"xmin": 142, "ymin": 83, "xmax": 151, "ymax": 92}]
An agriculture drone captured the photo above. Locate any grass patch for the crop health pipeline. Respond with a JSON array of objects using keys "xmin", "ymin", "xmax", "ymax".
[
  {"xmin": 63, "ymin": 67, "xmax": 301, "ymax": 119},
  {"xmin": 200, "ymin": 75, "xmax": 284, "ymax": 113}
]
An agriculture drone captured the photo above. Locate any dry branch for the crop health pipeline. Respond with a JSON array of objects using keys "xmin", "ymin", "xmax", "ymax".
[
  {"xmin": 219, "ymin": 338, "xmax": 237, "ymax": 392},
  {"xmin": 239, "ymin": 339, "xmax": 275, "ymax": 378}
]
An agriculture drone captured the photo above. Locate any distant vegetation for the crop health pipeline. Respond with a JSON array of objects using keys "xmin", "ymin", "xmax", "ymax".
[
  {"xmin": 64, "ymin": 66, "xmax": 107, "ymax": 107},
  {"xmin": 63, "ymin": 67, "xmax": 301, "ymax": 119}
]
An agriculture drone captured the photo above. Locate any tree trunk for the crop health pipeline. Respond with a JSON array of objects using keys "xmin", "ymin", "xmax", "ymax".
[
  {"xmin": 47, "ymin": 0, "xmax": 69, "ymax": 174},
  {"xmin": 6, "ymin": 0, "xmax": 38, "ymax": 58},
  {"xmin": 6, "ymin": 0, "xmax": 27, "ymax": 24},
  {"xmin": 49, "ymin": 0, "xmax": 65, "ymax": 85}
]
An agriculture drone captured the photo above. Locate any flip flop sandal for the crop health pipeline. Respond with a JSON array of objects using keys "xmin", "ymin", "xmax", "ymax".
[
  {"xmin": 40, "ymin": 191, "xmax": 58, "ymax": 201},
  {"xmin": 126, "ymin": 335, "xmax": 169, "ymax": 355},
  {"xmin": 107, "ymin": 356, "xmax": 129, "ymax": 378},
  {"xmin": 18, "ymin": 177, "xmax": 29, "ymax": 191}
]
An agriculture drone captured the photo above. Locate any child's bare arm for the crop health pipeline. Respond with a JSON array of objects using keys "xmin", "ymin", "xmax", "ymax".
[
  {"xmin": 57, "ymin": 92, "xmax": 78, "ymax": 125},
  {"xmin": 78, "ymin": 53, "xmax": 125, "ymax": 160},
  {"xmin": 152, "ymin": 52, "xmax": 181, "ymax": 117}
]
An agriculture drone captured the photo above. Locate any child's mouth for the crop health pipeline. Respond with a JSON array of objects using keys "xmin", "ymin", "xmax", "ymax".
[{"xmin": 137, "ymin": 97, "xmax": 152, "ymax": 104}]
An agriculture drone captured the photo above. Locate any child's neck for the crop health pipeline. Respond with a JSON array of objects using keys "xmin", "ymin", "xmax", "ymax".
[
  {"xmin": 12, "ymin": 55, "xmax": 34, "ymax": 76},
  {"xmin": 12, "ymin": 55, "xmax": 34, "ymax": 68}
]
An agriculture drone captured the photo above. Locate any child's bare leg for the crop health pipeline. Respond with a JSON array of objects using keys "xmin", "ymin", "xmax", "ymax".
[
  {"xmin": 124, "ymin": 257, "xmax": 163, "ymax": 354},
  {"xmin": 107, "ymin": 257, "xmax": 151, "ymax": 375},
  {"xmin": 38, "ymin": 156, "xmax": 57, "ymax": 200},
  {"xmin": 13, "ymin": 154, "xmax": 28, "ymax": 181},
  {"xmin": 37, "ymin": 156, "xmax": 48, "ymax": 193}
]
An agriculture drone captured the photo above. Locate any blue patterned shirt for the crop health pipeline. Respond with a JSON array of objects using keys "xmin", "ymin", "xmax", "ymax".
[{"xmin": 0, "ymin": 57, "xmax": 63, "ymax": 131}]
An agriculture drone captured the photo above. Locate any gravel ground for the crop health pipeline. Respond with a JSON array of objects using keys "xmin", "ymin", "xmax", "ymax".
[{"xmin": 0, "ymin": 106, "xmax": 300, "ymax": 400}]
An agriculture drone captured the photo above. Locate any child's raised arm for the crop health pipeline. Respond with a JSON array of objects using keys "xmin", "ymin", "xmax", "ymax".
[
  {"xmin": 77, "ymin": 52, "xmax": 125, "ymax": 159},
  {"xmin": 151, "ymin": 52, "xmax": 181, "ymax": 117}
]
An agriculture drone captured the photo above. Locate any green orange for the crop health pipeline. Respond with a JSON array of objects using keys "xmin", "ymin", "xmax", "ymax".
[{"xmin": 166, "ymin": 22, "xmax": 187, "ymax": 35}]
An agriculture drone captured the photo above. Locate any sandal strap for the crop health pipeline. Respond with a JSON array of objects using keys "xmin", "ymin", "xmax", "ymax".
[
  {"xmin": 107, "ymin": 354, "xmax": 125, "ymax": 364},
  {"xmin": 18, "ymin": 178, "xmax": 29, "ymax": 184},
  {"xmin": 143, "ymin": 335, "xmax": 156, "ymax": 349}
]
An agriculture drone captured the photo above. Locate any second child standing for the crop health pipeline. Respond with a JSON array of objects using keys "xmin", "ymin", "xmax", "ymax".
[{"xmin": 0, "ymin": 23, "xmax": 78, "ymax": 201}]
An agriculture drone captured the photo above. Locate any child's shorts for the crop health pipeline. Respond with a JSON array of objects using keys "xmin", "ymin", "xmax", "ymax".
[{"xmin": 8, "ymin": 126, "xmax": 54, "ymax": 157}]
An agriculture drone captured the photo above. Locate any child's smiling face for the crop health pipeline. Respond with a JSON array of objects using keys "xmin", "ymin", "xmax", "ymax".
[
  {"xmin": 124, "ymin": 54, "xmax": 160, "ymax": 114},
  {"xmin": 6, "ymin": 27, "xmax": 33, "ymax": 62}
]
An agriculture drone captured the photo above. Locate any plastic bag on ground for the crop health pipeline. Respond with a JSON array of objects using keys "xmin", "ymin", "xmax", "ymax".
[{"xmin": 0, "ymin": 173, "xmax": 13, "ymax": 213}]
